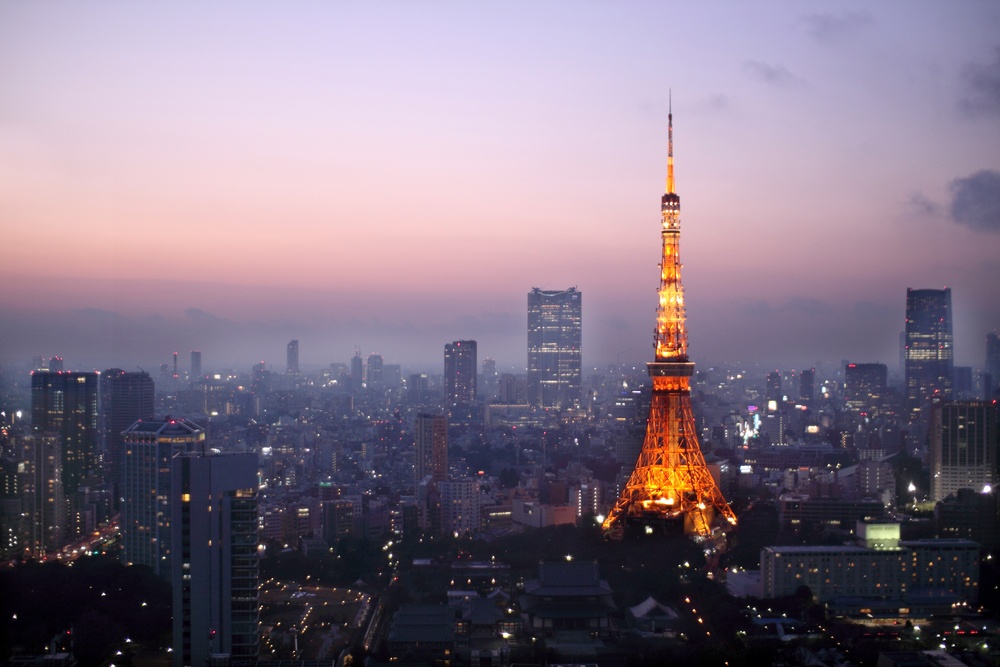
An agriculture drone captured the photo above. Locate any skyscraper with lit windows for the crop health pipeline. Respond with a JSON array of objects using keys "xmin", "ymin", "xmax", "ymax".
[
  {"xmin": 171, "ymin": 451, "xmax": 258, "ymax": 667},
  {"xmin": 367, "ymin": 352, "xmax": 384, "ymax": 389},
  {"xmin": 414, "ymin": 413, "xmax": 448, "ymax": 486},
  {"xmin": 904, "ymin": 288, "xmax": 953, "ymax": 419},
  {"xmin": 30, "ymin": 371, "xmax": 99, "ymax": 516},
  {"xmin": 122, "ymin": 418, "xmax": 204, "ymax": 577},
  {"xmin": 527, "ymin": 287, "xmax": 581, "ymax": 409},
  {"xmin": 444, "ymin": 340, "xmax": 477, "ymax": 406},
  {"xmin": 929, "ymin": 400, "xmax": 998, "ymax": 502}
]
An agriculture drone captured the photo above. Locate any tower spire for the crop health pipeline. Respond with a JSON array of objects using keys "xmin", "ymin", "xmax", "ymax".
[
  {"xmin": 602, "ymin": 100, "xmax": 737, "ymax": 539},
  {"xmin": 666, "ymin": 90, "xmax": 675, "ymax": 194}
]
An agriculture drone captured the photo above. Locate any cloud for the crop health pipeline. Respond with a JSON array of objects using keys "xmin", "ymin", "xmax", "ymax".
[
  {"xmin": 906, "ymin": 192, "xmax": 945, "ymax": 219},
  {"xmin": 958, "ymin": 48, "xmax": 1000, "ymax": 118},
  {"xmin": 598, "ymin": 315, "xmax": 630, "ymax": 332},
  {"xmin": 949, "ymin": 169, "xmax": 1000, "ymax": 232},
  {"xmin": 738, "ymin": 297, "xmax": 828, "ymax": 317},
  {"xmin": 743, "ymin": 61, "xmax": 805, "ymax": 88},
  {"xmin": 802, "ymin": 12, "xmax": 873, "ymax": 43},
  {"xmin": 184, "ymin": 307, "xmax": 228, "ymax": 323},
  {"xmin": 74, "ymin": 307, "xmax": 123, "ymax": 320},
  {"xmin": 701, "ymin": 93, "xmax": 735, "ymax": 112}
]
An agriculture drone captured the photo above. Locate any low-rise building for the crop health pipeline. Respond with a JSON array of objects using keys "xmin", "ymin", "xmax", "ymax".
[{"xmin": 761, "ymin": 521, "xmax": 979, "ymax": 617}]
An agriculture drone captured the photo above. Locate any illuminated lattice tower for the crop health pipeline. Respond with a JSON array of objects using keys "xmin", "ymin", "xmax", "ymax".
[{"xmin": 603, "ymin": 104, "xmax": 737, "ymax": 538}]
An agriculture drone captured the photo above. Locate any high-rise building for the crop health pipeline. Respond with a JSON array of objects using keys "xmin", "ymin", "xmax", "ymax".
[
  {"xmin": 101, "ymin": 369, "xmax": 155, "ymax": 510},
  {"xmin": 845, "ymin": 363, "xmax": 888, "ymax": 414},
  {"xmin": 30, "ymin": 371, "xmax": 99, "ymax": 507},
  {"xmin": 366, "ymin": 353, "xmax": 384, "ymax": 388},
  {"xmin": 122, "ymin": 418, "xmax": 205, "ymax": 577},
  {"xmin": 48, "ymin": 357, "xmax": 64, "ymax": 373},
  {"xmin": 287, "ymin": 339, "xmax": 300, "ymax": 375},
  {"xmin": 986, "ymin": 332, "xmax": 1000, "ymax": 398},
  {"xmin": 171, "ymin": 451, "xmax": 258, "ymax": 667},
  {"xmin": 414, "ymin": 413, "xmax": 448, "ymax": 486},
  {"xmin": 603, "ymin": 105, "xmax": 736, "ymax": 537},
  {"xmin": 408, "ymin": 373, "xmax": 429, "ymax": 404},
  {"xmin": 439, "ymin": 478, "xmax": 481, "ymax": 537},
  {"xmin": 20, "ymin": 434, "xmax": 64, "ymax": 557},
  {"xmin": 481, "ymin": 357, "xmax": 497, "ymax": 399},
  {"xmin": 798, "ymin": 368, "xmax": 815, "ymax": 406},
  {"xmin": 527, "ymin": 287, "xmax": 582, "ymax": 409},
  {"xmin": 190, "ymin": 351, "xmax": 202, "ymax": 379},
  {"xmin": 444, "ymin": 340, "xmax": 477, "ymax": 406},
  {"xmin": 905, "ymin": 288, "xmax": 953, "ymax": 419},
  {"xmin": 350, "ymin": 351, "xmax": 363, "ymax": 391},
  {"xmin": 929, "ymin": 401, "xmax": 999, "ymax": 502},
  {"xmin": 765, "ymin": 371, "xmax": 782, "ymax": 405}
]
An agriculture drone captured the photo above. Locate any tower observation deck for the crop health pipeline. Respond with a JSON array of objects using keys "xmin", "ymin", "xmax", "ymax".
[{"xmin": 602, "ymin": 103, "xmax": 737, "ymax": 538}]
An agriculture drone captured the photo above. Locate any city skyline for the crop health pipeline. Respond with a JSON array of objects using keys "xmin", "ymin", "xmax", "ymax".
[{"xmin": 2, "ymin": 2, "xmax": 999, "ymax": 372}]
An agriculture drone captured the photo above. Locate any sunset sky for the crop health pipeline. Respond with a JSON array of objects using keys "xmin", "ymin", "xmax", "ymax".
[{"xmin": 2, "ymin": 2, "xmax": 999, "ymax": 375}]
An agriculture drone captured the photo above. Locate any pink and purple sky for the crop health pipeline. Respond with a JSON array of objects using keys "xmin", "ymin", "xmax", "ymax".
[{"xmin": 2, "ymin": 2, "xmax": 999, "ymax": 374}]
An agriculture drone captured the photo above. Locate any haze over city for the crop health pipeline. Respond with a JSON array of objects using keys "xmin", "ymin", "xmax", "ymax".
[{"xmin": 2, "ymin": 2, "xmax": 999, "ymax": 373}]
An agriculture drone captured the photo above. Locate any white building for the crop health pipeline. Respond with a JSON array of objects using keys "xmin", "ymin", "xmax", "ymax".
[
  {"xmin": 439, "ymin": 478, "xmax": 481, "ymax": 536},
  {"xmin": 761, "ymin": 521, "xmax": 979, "ymax": 616}
]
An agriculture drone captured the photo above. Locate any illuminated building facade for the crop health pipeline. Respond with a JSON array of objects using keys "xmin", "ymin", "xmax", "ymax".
[
  {"xmin": 904, "ymin": 287, "xmax": 953, "ymax": 419},
  {"xmin": 527, "ymin": 287, "xmax": 582, "ymax": 409},
  {"xmin": 845, "ymin": 363, "xmax": 888, "ymax": 415},
  {"xmin": 30, "ymin": 371, "xmax": 100, "ymax": 539},
  {"xmin": 171, "ymin": 452, "xmax": 258, "ymax": 667},
  {"xmin": 444, "ymin": 340, "xmax": 477, "ymax": 406},
  {"xmin": 439, "ymin": 478, "xmax": 481, "ymax": 536},
  {"xmin": 366, "ymin": 352, "xmax": 384, "ymax": 388},
  {"xmin": 21, "ymin": 434, "xmax": 64, "ymax": 557},
  {"xmin": 122, "ymin": 418, "xmax": 205, "ymax": 577},
  {"xmin": 762, "ymin": 522, "xmax": 979, "ymax": 614},
  {"xmin": 603, "ymin": 105, "xmax": 736, "ymax": 537},
  {"xmin": 929, "ymin": 400, "xmax": 999, "ymax": 502},
  {"xmin": 798, "ymin": 368, "xmax": 815, "ymax": 405},
  {"xmin": 414, "ymin": 413, "xmax": 448, "ymax": 486}
]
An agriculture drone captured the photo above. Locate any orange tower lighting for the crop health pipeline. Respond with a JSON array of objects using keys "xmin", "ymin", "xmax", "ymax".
[{"xmin": 602, "ymin": 99, "xmax": 737, "ymax": 537}]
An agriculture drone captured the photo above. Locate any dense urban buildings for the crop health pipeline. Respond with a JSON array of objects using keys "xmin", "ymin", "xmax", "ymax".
[
  {"xmin": 527, "ymin": 287, "xmax": 582, "ymax": 409},
  {"xmin": 904, "ymin": 287, "xmax": 954, "ymax": 419},
  {"xmin": 444, "ymin": 340, "xmax": 477, "ymax": 406},
  {"xmin": 1, "ymin": 107, "xmax": 998, "ymax": 667}
]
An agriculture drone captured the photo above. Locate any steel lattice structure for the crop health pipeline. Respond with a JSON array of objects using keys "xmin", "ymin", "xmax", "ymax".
[{"xmin": 603, "ymin": 101, "xmax": 737, "ymax": 537}]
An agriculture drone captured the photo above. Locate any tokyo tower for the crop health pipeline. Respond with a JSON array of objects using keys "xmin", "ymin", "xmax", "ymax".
[{"xmin": 602, "ymin": 102, "xmax": 737, "ymax": 538}]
